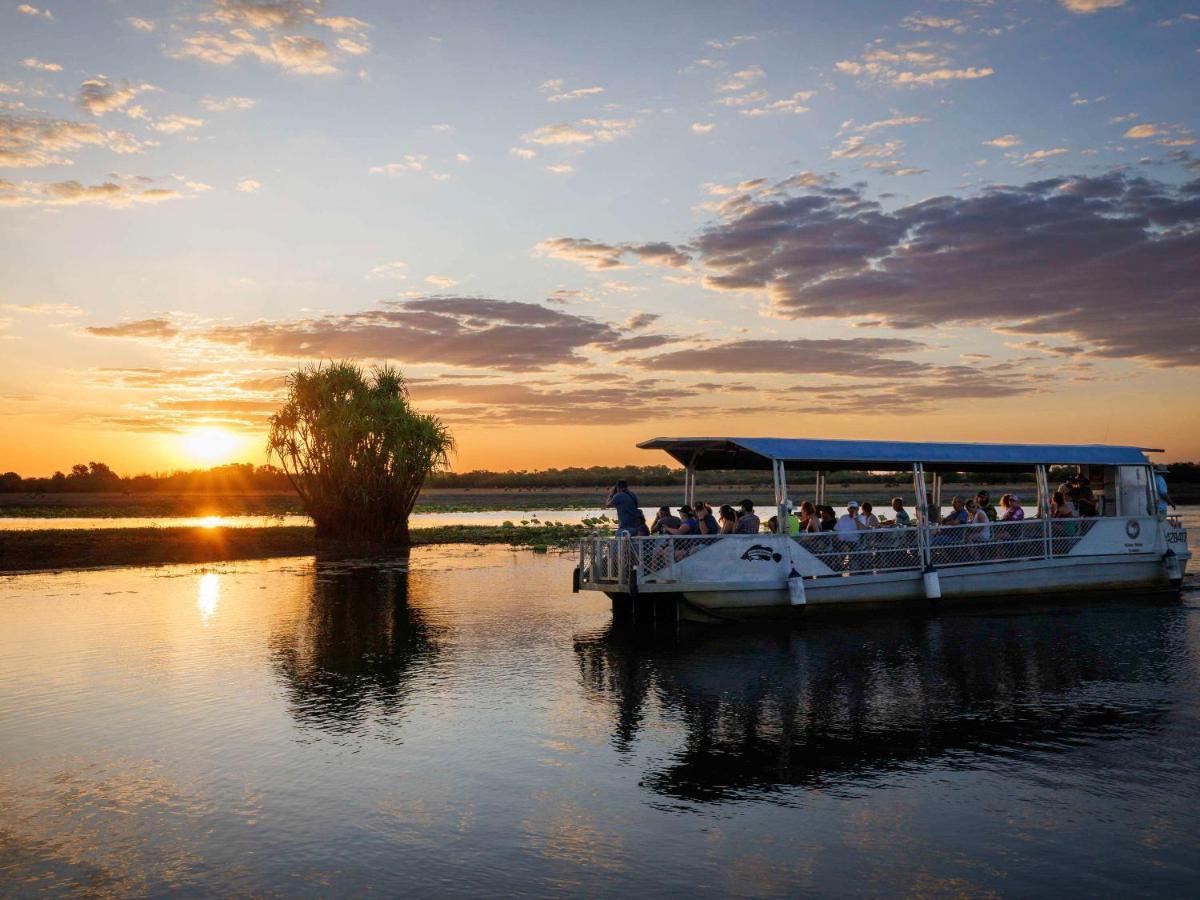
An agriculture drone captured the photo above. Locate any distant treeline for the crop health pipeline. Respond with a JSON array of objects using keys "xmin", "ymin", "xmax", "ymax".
[{"xmin": 4, "ymin": 461, "xmax": 1198, "ymax": 494}]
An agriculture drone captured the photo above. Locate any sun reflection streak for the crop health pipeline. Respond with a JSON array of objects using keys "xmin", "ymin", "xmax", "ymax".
[{"xmin": 197, "ymin": 573, "xmax": 219, "ymax": 626}]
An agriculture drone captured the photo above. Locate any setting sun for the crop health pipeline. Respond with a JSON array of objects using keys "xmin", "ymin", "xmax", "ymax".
[{"xmin": 180, "ymin": 427, "xmax": 240, "ymax": 466}]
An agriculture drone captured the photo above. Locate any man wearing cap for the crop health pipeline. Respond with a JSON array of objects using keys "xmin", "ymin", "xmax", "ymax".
[
  {"xmin": 734, "ymin": 499, "xmax": 761, "ymax": 534},
  {"xmin": 835, "ymin": 501, "xmax": 865, "ymax": 544},
  {"xmin": 1155, "ymin": 466, "xmax": 1176, "ymax": 515}
]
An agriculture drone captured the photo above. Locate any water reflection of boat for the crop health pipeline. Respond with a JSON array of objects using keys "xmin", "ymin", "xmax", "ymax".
[
  {"xmin": 574, "ymin": 605, "xmax": 1180, "ymax": 804},
  {"xmin": 269, "ymin": 555, "xmax": 441, "ymax": 735}
]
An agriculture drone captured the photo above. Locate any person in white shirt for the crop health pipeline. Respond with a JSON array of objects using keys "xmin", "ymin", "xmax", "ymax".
[{"xmin": 835, "ymin": 501, "xmax": 865, "ymax": 544}]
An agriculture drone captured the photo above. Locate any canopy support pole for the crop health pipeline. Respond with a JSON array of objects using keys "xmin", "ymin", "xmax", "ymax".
[
  {"xmin": 773, "ymin": 460, "xmax": 789, "ymax": 534},
  {"xmin": 815, "ymin": 470, "xmax": 824, "ymax": 506},
  {"xmin": 684, "ymin": 453, "xmax": 696, "ymax": 507},
  {"xmin": 913, "ymin": 463, "xmax": 931, "ymax": 568}
]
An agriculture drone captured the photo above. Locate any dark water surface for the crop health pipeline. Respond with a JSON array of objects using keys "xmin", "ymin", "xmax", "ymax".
[{"xmin": 1, "ymin": 547, "xmax": 1198, "ymax": 897}]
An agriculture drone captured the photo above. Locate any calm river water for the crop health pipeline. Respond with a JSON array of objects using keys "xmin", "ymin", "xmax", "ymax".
[{"xmin": 2, "ymin": 548, "xmax": 1198, "ymax": 896}]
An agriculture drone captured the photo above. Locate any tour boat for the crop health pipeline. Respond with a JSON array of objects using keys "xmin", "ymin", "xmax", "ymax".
[{"xmin": 574, "ymin": 437, "xmax": 1190, "ymax": 621}]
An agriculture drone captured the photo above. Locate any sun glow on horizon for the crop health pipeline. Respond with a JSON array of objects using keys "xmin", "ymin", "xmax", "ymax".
[{"xmin": 179, "ymin": 427, "xmax": 241, "ymax": 466}]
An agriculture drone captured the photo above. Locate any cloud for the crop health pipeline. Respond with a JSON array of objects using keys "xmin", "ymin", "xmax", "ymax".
[
  {"xmin": 536, "ymin": 237, "xmax": 690, "ymax": 271},
  {"xmin": 368, "ymin": 155, "xmax": 450, "ymax": 180},
  {"xmin": 541, "ymin": 79, "xmax": 605, "ymax": 102},
  {"xmin": 210, "ymin": 0, "xmax": 311, "ymax": 29},
  {"xmin": 624, "ymin": 312, "xmax": 660, "ymax": 330},
  {"xmin": 831, "ymin": 135, "xmax": 903, "ymax": 159},
  {"xmin": 691, "ymin": 122, "xmax": 715, "ymax": 134},
  {"xmin": 714, "ymin": 89, "xmax": 767, "ymax": 108},
  {"xmin": 740, "ymin": 90, "xmax": 815, "ymax": 117},
  {"xmin": 705, "ymin": 35, "xmax": 757, "ymax": 50},
  {"xmin": 152, "ymin": 114, "xmax": 204, "ymax": 134},
  {"xmin": 368, "ymin": 260, "xmax": 407, "ymax": 279},
  {"xmin": 901, "ymin": 14, "xmax": 963, "ymax": 31},
  {"xmin": 171, "ymin": 31, "xmax": 339, "ymax": 74},
  {"xmin": 982, "ymin": 133, "xmax": 1021, "ymax": 147},
  {"xmin": 236, "ymin": 178, "xmax": 261, "ymax": 192},
  {"xmin": 26, "ymin": 180, "xmax": 182, "ymax": 207},
  {"xmin": 86, "ymin": 317, "xmax": 179, "ymax": 339},
  {"xmin": 314, "ymin": 15, "xmax": 372, "ymax": 33},
  {"xmin": 200, "ymin": 95, "xmax": 257, "ymax": 111},
  {"xmin": 336, "ymin": 37, "xmax": 370, "ymax": 55},
  {"xmin": 198, "ymin": 297, "xmax": 623, "ymax": 371},
  {"xmin": 836, "ymin": 44, "xmax": 993, "ymax": 87},
  {"xmin": 1060, "ymin": 0, "xmax": 1126, "ymax": 13},
  {"xmin": 546, "ymin": 162, "xmax": 573, "ymax": 175},
  {"xmin": 634, "ymin": 337, "xmax": 927, "ymax": 376},
  {"xmin": 21, "ymin": 58, "xmax": 61, "ymax": 72},
  {"xmin": 0, "ymin": 302, "xmax": 83, "ymax": 316},
  {"xmin": 1124, "ymin": 123, "xmax": 1163, "ymax": 139},
  {"xmin": 851, "ymin": 114, "xmax": 929, "ymax": 133},
  {"xmin": 1020, "ymin": 147, "xmax": 1069, "ymax": 165},
  {"xmin": 127, "ymin": 16, "xmax": 155, "ymax": 32},
  {"xmin": 16, "ymin": 4, "xmax": 53, "ymax": 21},
  {"xmin": 510, "ymin": 147, "xmax": 536, "ymax": 159},
  {"xmin": 718, "ymin": 66, "xmax": 765, "ymax": 92},
  {"xmin": 679, "ymin": 171, "xmax": 1200, "ymax": 366},
  {"xmin": 425, "ymin": 275, "xmax": 458, "ymax": 288},
  {"xmin": 369, "ymin": 155, "xmax": 426, "ymax": 174},
  {"xmin": 0, "ymin": 114, "xmax": 143, "ymax": 167},
  {"xmin": 169, "ymin": 3, "xmax": 373, "ymax": 73},
  {"xmin": 522, "ymin": 118, "xmax": 635, "ymax": 146},
  {"xmin": 77, "ymin": 78, "xmax": 158, "ymax": 116}
]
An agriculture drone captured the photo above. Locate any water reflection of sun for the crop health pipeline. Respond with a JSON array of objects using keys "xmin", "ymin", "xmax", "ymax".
[{"xmin": 197, "ymin": 573, "xmax": 219, "ymax": 626}]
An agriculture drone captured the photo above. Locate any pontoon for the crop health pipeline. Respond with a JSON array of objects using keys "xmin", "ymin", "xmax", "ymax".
[{"xmin": 574, "ymin": 438, "xmax": 1190, "ymax": 621}]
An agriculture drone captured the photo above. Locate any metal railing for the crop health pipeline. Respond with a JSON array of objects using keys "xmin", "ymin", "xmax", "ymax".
[
  {"xmin": 578, "ymin": 516, "xmax": 1118, "ymax": 589},
  {"xmin": 790, "ymin": 528, "xmax": 922, "ymax": 574}
]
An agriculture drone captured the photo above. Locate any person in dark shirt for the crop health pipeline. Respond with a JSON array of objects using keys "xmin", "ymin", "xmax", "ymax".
[
  {"xmin": 734, "ymin": 499, "xmax": 761, "ymax": 534},
  {"xmin": 629, "ymin": 509, "xmax": 650, "ymax": 537},
  {"xmin": 695, "ymin": 501, "xmax": 719, "ymax": 535},
  {"xmin": 650, "ymin": 505, "xmax": 680, "ymax": 535},
  {"xmin": 664, "ymin": 505, "xmax": 699, "ymax": 535},
  {"xmin": 975, "ymin": 490, "xmax": 998, "ymax": 522},
  {"xmin": 605, "ymin": 479, "xmax": 641, "ymax": 533},
  {"xmin": 942, "ymin": 496, "xmax": 969, "ymax": 526}
]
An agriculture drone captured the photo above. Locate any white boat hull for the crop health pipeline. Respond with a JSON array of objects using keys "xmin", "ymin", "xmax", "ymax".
[
  {"xmin": 670, "ymin": 553, "xmax": 1179, "ymax": 620},
  {"xmin": 585, "ymin": 516, "xmax": 1189, "ymax": 622}
]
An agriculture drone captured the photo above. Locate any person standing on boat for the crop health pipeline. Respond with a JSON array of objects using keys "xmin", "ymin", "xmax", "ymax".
[
  {"xmin": 606, "ymin": 479, "xmax": 641, "ymax": 534},
  {"xmin": 1154, "ymin": 466, "xmax": 1176, "ymax": 514}
]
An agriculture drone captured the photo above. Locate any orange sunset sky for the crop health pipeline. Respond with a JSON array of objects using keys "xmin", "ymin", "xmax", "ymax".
[{"xmin": 2, "ymin": 0, "xmax": 1198, "ymax": 475}]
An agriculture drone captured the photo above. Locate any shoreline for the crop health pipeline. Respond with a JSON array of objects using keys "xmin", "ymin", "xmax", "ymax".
[{"xmin": 0, "ymin": 524, "xmax": 589, "ymax": 575}]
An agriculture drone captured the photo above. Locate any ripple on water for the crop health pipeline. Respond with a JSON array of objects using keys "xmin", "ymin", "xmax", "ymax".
[{"xmin": 0, "ymin": 550, "xmax": 1197, "ymax": 896}]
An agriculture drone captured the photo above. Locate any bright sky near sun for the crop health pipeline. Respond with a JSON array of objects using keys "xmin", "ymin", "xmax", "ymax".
[{"xmin": 1, "ymin": 0, "xmax": 1198, "ymax": 474}]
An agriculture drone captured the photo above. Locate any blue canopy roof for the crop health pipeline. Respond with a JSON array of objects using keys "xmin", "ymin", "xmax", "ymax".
[{"xmin": 636, "ymin": 437, "xmax": 1153, "ymax": 471}]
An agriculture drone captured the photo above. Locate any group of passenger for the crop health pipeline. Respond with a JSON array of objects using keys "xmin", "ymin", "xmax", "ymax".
[
  {"xmin": 604, "ymin": 481, "xmax": 767, "ymax": 537},
  {"xmin": 647, "ymin": 499, "xmax": 762, "ymax": 536},
  {"xmin": 605, "ymin": 468, "xmax": 1131, "ymax": 540}
]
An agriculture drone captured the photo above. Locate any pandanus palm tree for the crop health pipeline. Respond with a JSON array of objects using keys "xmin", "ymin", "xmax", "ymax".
[{"xmin": 267, "ymin": 361, "xmax": 454, "ymax": 544}]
